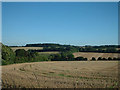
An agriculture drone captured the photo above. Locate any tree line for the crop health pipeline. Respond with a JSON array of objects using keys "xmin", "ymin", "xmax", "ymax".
[
  {"xmin": 2, "ymin": 44, "xmax": 77, "ymax": 65},
  {"xmin": 1, "ymin": 43, "xmax": 120, "ymax": 65},
  {"xmin": 24, "ymin": 43, "xmax": 120, "ymax": 53}
]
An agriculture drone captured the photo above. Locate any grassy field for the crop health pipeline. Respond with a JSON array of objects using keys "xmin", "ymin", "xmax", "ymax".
[
  {"xmin": 11, "ymin": 47, "xmax": 43, "ymax": 51},
  {"xmin": 1, "ymin": 61, "xmax": 119, "ymax": 88},
  {"xmin": 73, "ymin": 52, "xmax": 119, "ymax": 60}
]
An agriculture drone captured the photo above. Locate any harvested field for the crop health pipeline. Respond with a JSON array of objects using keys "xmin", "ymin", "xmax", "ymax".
[
  {"xmin": 11, "ymin": 47, "xmax": 43, "ymax": 51},
  {"xmin": 38, "ymin": 51, "xmax": 59, "ymax": 55},
  {"xmin": 116, "ymin": 48, "xmax": 120, "ymax": 50},
  {"xmin": 73, "ymin": 52, "xmax": 120, "ymax": 60},
  {"xmin": 1, "ymin": 61, "xmax": 119, "ymax": 88}
]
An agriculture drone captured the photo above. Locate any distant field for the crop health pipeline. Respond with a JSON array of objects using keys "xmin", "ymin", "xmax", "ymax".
[
  {"xmin": 116, "ymin": 48, "xmax": 120, "ymax": 50},
  {"xmin": 73, "ymin": 52, "xmax": 119, "ymax": 60},
  {"xmin": 11, "ymin": 47, "xmax": 43, "ymax": 51},
  {"xmin": 38, "ymin": 51, "xmax": 59, "ymax": 55},
  {"xmin": 2, "ymin": 61, "xmax": 119, "ymax": 88}
]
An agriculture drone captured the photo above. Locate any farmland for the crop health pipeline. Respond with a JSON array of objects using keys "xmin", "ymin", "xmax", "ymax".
[
  {"xmin": 2, "ymin": 61, "xmax": 119, "ymax": 88},
  {"xmin": 1, "ymin": 43, "xmax": 120, "ymax": 88},
  {"xmin": 38, "ymin": 51, "xmax": 59, "ymax": 55},
  {"xmin": 73, "ymin": 52, "xmax": 119, "ymax": 60},
  {"xmin": 11, "ymin": 46, "xmax": 59, "ymax": 55},
  {"xmin": 11, "ymin": 47, "xmax": 43, "ymax": 51}
]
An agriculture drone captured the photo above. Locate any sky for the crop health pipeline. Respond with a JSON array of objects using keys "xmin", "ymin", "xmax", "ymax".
[{"xmin": 2, "ymin": 2, "xmax": 118, "ymax": 46}]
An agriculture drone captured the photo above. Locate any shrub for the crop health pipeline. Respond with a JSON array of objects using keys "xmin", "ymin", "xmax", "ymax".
[
  {"xmin": 91, "ymin": 57, "xmax": 96, "ymax": 61},
  {"xmin": 113, "ymin": 57, "xmax": 117, "ymax": 60},
  {"xmin": 102, "ymin": 58, "xmax": 107, "ymax": 60},
  {"xmin": 84, "ymin": 58, "xmax": 88, "ymax": 61},
  {"xmin": 98, "ymin": 57, "xmax": 102, "ymax": 60},
  {"xmin": 108, "ymin": 57, "xmax": 112, "ymax": 60},
  {"xmin": 75, "ymin": 57, "xmax": 87, "ymax": 61},
  {"xmin": 2, "ymin": 44, "xmax": 15, "ymax": 65},
  {"xmin": 15, "ymin": 49, "xmax": 27, "ymax": 57}
]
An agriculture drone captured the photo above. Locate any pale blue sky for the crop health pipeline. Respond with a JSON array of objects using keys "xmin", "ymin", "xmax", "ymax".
[{"xmin": 2, "ymin": 2, "xmax": 118, "ymax": 46}]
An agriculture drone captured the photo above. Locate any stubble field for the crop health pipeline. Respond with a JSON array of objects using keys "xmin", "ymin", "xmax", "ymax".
[
  {"xmin": 73, "ymin": 52, "xmax": 119, "ymax": 60},
  {"xmin": 1, "ymin": 61, "xmax": 119, "ymax": 88},
  {"xmin": 11, "ymin": 47, "xmax": 43, "ymax": 51}
]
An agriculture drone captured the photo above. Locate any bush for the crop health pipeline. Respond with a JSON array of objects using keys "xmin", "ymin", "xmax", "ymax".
[
  {"xmin": 75, "ymin": 57, "xmax": 87, "ymax": 61},
  {"xmin": 102, "ymin": 58, "xmax": 107, "ymax": 60},
  {"xmin": 113, "ymin": 57, "xmax": 117, "ymax": 60},
  {"xmin": 98, "ymin": 57, "xmax": 107, "ymax": 61},
  {"xmin": 51, "ymin": 54, "xmax": 62, "ymax": 61},
  {"xmin": 108, "ymin": 57, "xmax": 112, "ymax": 60},
  {"xmin": 67, "ymin": 53, "xmax": 74, "ymax": 61},
  {"xmin": 15, "ymin": 49, "xmax": 27, "ymax": 57},
  {"xmin": 84, "ymin": 58, "xmax": 88, "ymax": 61},
  {"xmin": 2, "ymin": 59, "xmax": 8, "ymax": 65},
  {"xmin": 2, "ymin": 44, "xmax": 15, "ymax": 65},
  {"xmin": 91, "ymin": 57, "xmax": 96, "ymax": 61},
  {"xmin": 98, "ymin": 57, "xmax": 102, "ymax": 60}
]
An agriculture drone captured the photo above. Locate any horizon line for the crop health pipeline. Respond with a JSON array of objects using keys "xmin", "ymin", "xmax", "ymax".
[{"xmin": 4, "ymin": 42, "xmax": 119, "ymax": 47}]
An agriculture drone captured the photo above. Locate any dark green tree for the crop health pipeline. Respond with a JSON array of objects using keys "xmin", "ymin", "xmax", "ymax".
[
  {"xmin": 108, "ymin": 57, "xmax": 112, "ymax": 60},
  {"xmin": 15, "ymin": 49, "xmax": 27, "ymax": 57},
  {"xmin": 2, "ymin": 44, "xmax": 15, "ymax": 65},
  {"xmin": 91, "ymin": 57, "xmax": 96, "ymax": 61},
  {"xmin": 98, "ymin": 57, "xmax": 102, "ymax": 60},
  {"xmin": 67, "ymin": 53, "xmax": 74, "ymax": 61}
]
